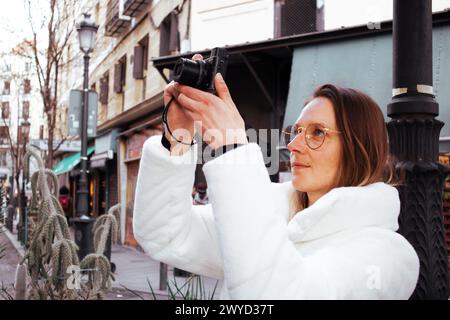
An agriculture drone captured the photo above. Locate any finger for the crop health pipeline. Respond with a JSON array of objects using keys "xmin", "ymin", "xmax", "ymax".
[
  {"xmin": 164, "ymin": 81, "xmax": 177, "ymax": 95},
  {"xmin": 183, "ymin": 107, "xmax": 201, "ymax": 122},
  {"xmin": 214, "ymin": 73, "xmax": 233, "ymax": 104},
  {"xmin": 176, "ymin": 83, "xmax": 211, "ymax": 103},
  {"xmin": 165, "ymin": 83, "xmax": 180, "ymax": 99},
  {"xmin": 177, "ymin": 93, "xmax": 204, "ymax": 113},
  {"xmin": 192, "ymin": 54, "xmax": 203, "ymax": 61}
]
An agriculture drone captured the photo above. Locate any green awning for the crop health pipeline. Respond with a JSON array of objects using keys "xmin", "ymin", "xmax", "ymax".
[{"xmin": 52, "ymin": 146, "xmax": 95, "ymax": 175}]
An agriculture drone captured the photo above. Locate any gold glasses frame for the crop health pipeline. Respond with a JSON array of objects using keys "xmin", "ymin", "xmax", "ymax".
[{"xmin": 282, "ymin": 123, "xmax": 341, "ymax": 150}]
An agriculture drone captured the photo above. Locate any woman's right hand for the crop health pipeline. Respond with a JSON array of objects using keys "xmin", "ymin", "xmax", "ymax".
[{"xmin": 163, "ymin": 54, "xmax": 203, "ymax": 154}]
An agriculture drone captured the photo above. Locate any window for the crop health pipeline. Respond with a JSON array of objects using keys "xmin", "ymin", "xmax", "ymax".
[
  {"xmin": 114, "ymin": 55, "xmax": 127, "ymax": 93},
  {"xmin": 23, "ymin": 79, "xmax": 31, "ymax": 94},
  {"xmin": 133, "ymin": 35, "xmax": 149, "ymax": 80},
  {"xmin": 0, "ymin": 151, "xmax": 6, "ymax": 165},
  {"xmin": 18, "ymin": 125, "xmax": 27, "ymax": 145},
  {"xmin": 2, "ymin": 64, "xmax": 11, "ymax": 73},
  {"xmin": 99, "ymin": 71, "xmax": 109, "ymax": 104},
  {"xmin": 0, "ymin": 126, "xmax": 7, "ymax": 146},
  {"xmin": 25, "ymin": 62, "xmax": 32, "ymax": 72},
  {"xmin": 1, "ymin": 102, "xmax": 9, "ymax": 119},
  {"xmin": 22, "ymin": 101, "xmax": 30, "ymax": 120},
  {"xmin": 159, "ymin": 11, "xmax": 179, "ymax": 56},
  {"xmin": 3, "ymin": 81, "xmax": 10, "ymax": 95}
]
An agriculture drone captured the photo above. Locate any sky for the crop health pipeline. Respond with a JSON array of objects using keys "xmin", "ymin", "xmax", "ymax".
[
  {"xmin": 0, "ymin": 0, "xmax": 31, "ymax": 51},
  {"xmin": 0, "ymin": 0, "xmax": 55, "ymax": 52}
]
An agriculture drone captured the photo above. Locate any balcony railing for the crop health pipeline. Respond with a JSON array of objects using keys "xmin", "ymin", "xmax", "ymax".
[
  {"xmin": 123, "ymin": 0, "xmax": 151, "ymax": 17},
  {"xmin": 105, "ymin": 0, "xmax": 131, "ymax": 37}
]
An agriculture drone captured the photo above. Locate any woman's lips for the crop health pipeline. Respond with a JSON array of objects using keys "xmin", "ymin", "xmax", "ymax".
[{"xmin": 292, "ymin": 162, "xmax": 310, "ymax": 170}]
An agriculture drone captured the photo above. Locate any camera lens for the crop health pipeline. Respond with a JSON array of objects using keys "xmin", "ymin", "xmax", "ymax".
[{"xmin": 173, "ymin": 58, "xmax": 206, "ymax": 88}]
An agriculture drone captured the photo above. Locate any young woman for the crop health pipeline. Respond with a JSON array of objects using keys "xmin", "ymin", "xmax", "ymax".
[{"xmin": 133, "ymin": 55, "xmax": 419, "ymax": 299}]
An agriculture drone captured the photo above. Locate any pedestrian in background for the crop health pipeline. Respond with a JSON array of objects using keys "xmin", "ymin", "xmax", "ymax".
[
  {"xmin": 58, "ymin": 186, "xmax": 71, "ymax": 225},
  {"xmin": 193, "ymin": 182, "xmax": 209, "ymax": 206}
]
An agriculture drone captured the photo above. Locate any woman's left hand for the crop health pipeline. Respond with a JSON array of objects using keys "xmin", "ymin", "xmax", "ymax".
[{"xmin": 174, "ymin": 73, "xmax": 248, "ymax": 150}]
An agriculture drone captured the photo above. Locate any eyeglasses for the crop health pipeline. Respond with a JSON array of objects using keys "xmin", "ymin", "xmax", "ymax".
[{"xmin": 282, "ymin": 123, "xmax": 341, "ymax": 150}]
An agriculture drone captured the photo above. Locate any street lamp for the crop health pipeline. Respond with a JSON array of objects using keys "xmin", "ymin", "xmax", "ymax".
[
  {"xmin": 77, "ymin": 13, "xmax": 98, "ymax": 55},
  {"xmin": 0, "ymin": 96, "xmax": 14, "ymax": 233},
  {"xmin": 19, "ymin": 120, "xmax": 30, "ymax": 246},
  {"xmin": 387, "ymin": 0, "xmax": 449, "ymax": 299},
  {"xmin": 73, "ymin": 13, "xmax": 98, "ymax": 260}
]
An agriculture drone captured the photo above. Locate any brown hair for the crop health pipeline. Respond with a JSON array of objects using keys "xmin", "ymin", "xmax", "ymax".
[{"xmin": 289, "ymin": 84, "xmax": 397, "ymax": 217}]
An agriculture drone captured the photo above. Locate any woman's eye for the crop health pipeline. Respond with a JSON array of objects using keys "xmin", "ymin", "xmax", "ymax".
[{"xmin": 313, "ymin": 129, "xmax": 325, "ymax": 137}]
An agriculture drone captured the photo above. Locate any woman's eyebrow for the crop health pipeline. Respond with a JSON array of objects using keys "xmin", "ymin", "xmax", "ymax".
[{"xmin": 293, "ymin": 121, "xmax": 328, "ymax": 129}]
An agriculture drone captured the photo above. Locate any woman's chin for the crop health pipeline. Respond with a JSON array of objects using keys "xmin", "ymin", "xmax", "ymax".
[{"xmin": 291, "ymin": 177, "xmax": 310, "ymax": 193}]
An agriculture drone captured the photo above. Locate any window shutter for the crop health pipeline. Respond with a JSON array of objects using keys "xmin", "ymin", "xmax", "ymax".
[
  {"xmin": 0, "ymin": 126, "xmax": 7, "ymax": 139},
  {"xmin": 114, "ymin": 63, "xmax": 123, "ymax": 93},
  {"xmin": 18, "ymin": 126, "xmax": 23, "ymax": 145},
  {"xmin": 23, "ymin": 79, "xmax": 31, "ymax": 94},
  {"xmin": 120, "ymin": 56, "xmax": 127, "ymax": 86},
  {"xmin": 22, "ymin": 101, "xmax": 30, "ymax": 120},
  {"xmin": 159, "ymin": 17, "xmax": 170, "ymax": 57},
  {"xmin": 0, "ymin": 125, "xmax": 6, "ymax": 146},
  {"xmin": 3, "ymin": 81, "xmax": 10, "ymax": 95},
  {"xmin": 133, "ymin": 45, "xmax": 144, "ymax": 79},
  {"xmin": 169, "ymin": 12, "xmax": 180, "ymax": 53},
  {"xmin": 1, "ymin": 102, "xmax": 9, "ymax": 119},
  {"xmin": 100, "ymin": 76, "xmax": 109, "ymax": 104}
]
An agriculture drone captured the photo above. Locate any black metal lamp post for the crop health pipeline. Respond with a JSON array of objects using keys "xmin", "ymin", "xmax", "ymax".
[
  {"xmin": 19, "ymin": 120, "xmax": 30, "ymax": 246},
  {"xmin": 1, "ymin": 98, "xmax": 13, "ymax": 232},
  {"xmin": 73, "ymin": 13, "xmax": 98, "ymax": 260},
  {"xmin": 387, "ymin": 0, "xmax": 449, "ymax": 299}
]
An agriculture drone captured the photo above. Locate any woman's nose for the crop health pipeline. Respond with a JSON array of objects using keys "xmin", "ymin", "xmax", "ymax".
[{"xmin": 287, "ymin": 133, "xmax": 307, "ymax": 153}]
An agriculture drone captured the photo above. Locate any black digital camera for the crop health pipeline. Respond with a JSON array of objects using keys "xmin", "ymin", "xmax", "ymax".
[{"xmin": 172, "ymin": 47, "xmax": 229, "ymax": 93}]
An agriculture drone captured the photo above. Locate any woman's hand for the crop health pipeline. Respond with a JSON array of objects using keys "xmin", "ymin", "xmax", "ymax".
[
  {"xmin": 173, "ymin": 65, "xmax": 248, "ymax": 150},
  {"xmin": 163, "ymin": 54, "xmax": 202, "ymax": 155}
]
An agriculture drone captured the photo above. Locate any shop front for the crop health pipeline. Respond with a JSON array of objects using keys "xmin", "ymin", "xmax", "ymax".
[
  {"xmin": 89, "ymin": 129, "xmax": 120, "ymax": 220},
  {"xmin": 119, "ymin": 124, "xmax": 163, "ymax": 248}
]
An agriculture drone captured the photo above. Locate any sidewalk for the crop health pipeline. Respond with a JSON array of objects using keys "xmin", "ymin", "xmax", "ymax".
[
  {"xmin": 110, "ymin": 244, "xmax": 221, "ymax": 300},
  {"xmin": 1, "ymin": 215, "xmax": 221, "ymax": 300}
]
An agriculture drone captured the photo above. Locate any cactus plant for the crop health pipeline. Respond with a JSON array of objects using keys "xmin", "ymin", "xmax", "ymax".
[
  {"xmin": 80, "ymin": 203, "xmax": 120, "ymax": 295},
  {"xmin": 0, "ymin": 223, "xmax": 5, "ymax": 261},
  {"xmin": 0, "ymin": 190, "xmax": 7, "ymax": 261},
  {"xmin": 20, "ymin": 146, "xmax": 118, "ymax": 300},
  {"xmin": 14, "ymin": 263, "xmax": 27, "ymax": 300}
]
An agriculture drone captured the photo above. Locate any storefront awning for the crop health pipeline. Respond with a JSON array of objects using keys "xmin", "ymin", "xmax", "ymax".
[
  {"xmin": 52, "ymin": 146, "xmax": 95, "ymax": 175},
  {"xmin": 90, "ymin": 150, "xmax": 114, "ymax": 169}
]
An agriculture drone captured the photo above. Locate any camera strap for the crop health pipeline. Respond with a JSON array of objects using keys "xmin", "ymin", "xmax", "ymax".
[{"xmin": 162, "ymin": 96, "xmax": 197, "ymax": 146}]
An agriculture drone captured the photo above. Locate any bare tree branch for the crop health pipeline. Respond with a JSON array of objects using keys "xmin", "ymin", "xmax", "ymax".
[{"xmin": 23, "ymin": 0, "xmax": 80, "ymax": 167}]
